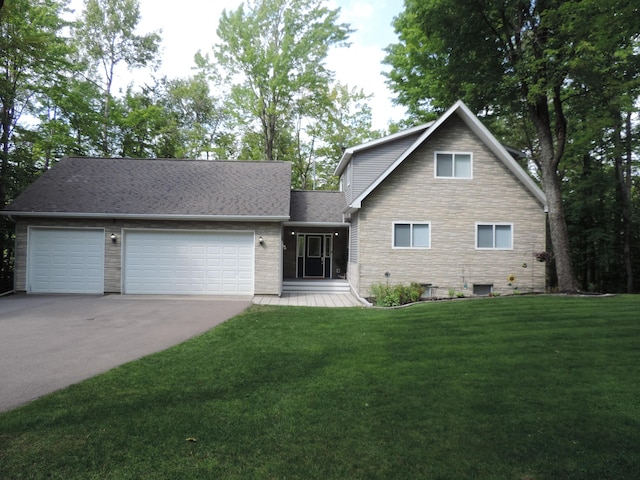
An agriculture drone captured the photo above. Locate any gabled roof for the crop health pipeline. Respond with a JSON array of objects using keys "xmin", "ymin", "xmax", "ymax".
[
  {"xmin": 3, "ymin": 157, "xmax": 292, "ymax": 221},
  {"xmin": 345, "ymin": 100, "xmax": 547, "ymax": 211},
  {"xmin": 288, "ymin": 190, "xmax": 347, "ymax": 226},
  {"xmin": 334, "ymin": 122, "xmax": 434, "ymax": 176}
]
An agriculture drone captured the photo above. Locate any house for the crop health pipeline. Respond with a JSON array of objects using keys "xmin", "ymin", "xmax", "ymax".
[
  {"xmin": 2, "ymin": 100, "xmax": 546, "ymax": 298},
  {"xmin": 335, "ymin": 100, "xmax": 547, "ymax": 297}
]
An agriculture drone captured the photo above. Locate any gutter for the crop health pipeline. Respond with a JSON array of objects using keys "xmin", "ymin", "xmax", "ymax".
[{"xmin": 1, "ymin": 212, "xmax": 290, "ymax": 222}]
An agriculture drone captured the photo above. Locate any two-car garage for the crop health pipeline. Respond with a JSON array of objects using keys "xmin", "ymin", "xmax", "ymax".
[{"xmin": 26, "ymin": 228, "xmax": 255, "ymax": 295}]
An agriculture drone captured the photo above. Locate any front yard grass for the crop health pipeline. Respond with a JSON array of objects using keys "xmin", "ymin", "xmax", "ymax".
[{"xmin": 1, "ymin": 295, "xmax": 639, "ymax": 479}]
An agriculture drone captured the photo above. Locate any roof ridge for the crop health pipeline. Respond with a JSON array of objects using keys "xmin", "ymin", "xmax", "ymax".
[{"xmin": 63, "ymin": 156, "xmax": 290, "ymax": 165}]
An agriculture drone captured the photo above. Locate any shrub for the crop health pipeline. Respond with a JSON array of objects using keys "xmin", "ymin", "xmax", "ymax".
[{"xmin": 370, "ymin": 282, "xmax": 426, "ymax": 307}]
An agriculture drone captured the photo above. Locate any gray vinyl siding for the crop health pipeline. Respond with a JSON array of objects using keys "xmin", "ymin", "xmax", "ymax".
[
  {"xmin": 350, "ymin": 213, "xmax": 359, "ymax": 263},
  {"xmin": 347, "ymin": 212, "xmax": 360, "ymax": 293},
  {"xmin": 349, "ymin": 133, "xmax": 422, "ymax": 203}
]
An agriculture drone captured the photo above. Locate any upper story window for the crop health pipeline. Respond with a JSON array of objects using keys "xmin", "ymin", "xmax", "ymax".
[
  {"xmin": 435, "ymin": 152, "xmax": 472, "ymax": 178},
  {"xmin": 393, "ymin": 222, "xmax": 431, "ymax": 248},
  {"xmin": 346, "ymin": 162, "xmax": 352, "ymax": 186},
  {"xmin": 476, "ymin": 223, "xmax": 513, "ymax": 249}
]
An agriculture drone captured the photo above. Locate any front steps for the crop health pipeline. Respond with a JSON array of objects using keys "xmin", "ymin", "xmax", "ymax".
[{"xmin": 282, "ymin": 279, "xmax": 351, "ymax": 294}]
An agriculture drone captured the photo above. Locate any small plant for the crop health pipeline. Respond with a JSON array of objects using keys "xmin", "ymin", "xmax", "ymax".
[
  {"xmin": 489, "ymin": 291, "xmax": 501, "ymax": 297},
  {"xmin": 370, "ymin": 282, "xmax": 425, "ymax": 307},
  {"xmin": 448, "ymin": 287, "xmax": 456, "ymax": 298},
  {"xmin": 534, "ymin": 251, "xmax": 554, "ymax": 263},
  {"xmin": 456, "ymin": 292, "xmax": 465, "ymax": 298}
]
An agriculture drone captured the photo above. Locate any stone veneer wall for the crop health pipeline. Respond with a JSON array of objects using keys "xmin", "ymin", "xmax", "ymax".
[
  {"xmin": 13, "ymin": 218, "xmax": 282, "ymax": 295},
  {"xmin": 355, "ymin": 115, "xmax": 546, "ymax": 298}
]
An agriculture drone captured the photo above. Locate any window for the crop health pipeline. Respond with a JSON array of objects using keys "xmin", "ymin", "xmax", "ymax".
[
  {"xmin": 476, "ymin": 224, "xmax": 512, "ymax": 249},
  {"xmin": 346, "ymin": 162, "xmax": 352, "ymax": 186},
  {"xmin": 473, "ymin": 284, "xmax": 493, "ymax": 296},
  {"xmin": 435, "ymin": 152, "xmax": 472, "ymax": 178},
  {"xmin": 393, "ymin": 222, "xmax": 430, "ymax": 248}
]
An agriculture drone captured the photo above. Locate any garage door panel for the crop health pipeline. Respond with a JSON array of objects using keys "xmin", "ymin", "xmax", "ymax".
[
  {"xmin": 28, "ymin": 228, "xmax": 105, "ymax": 294},
  {"xmin": 124, "ymin": 231, "xmax": 255, "ymax": 295}
]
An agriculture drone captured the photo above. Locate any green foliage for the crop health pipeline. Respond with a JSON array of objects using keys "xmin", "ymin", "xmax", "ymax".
[
  {"xmin": 74, "ymin": 0, "xmax": 161, "ymax": 155},
  {"xmin": 213, "ymin": 0, "xmax": 354, "ymax": 167},
  {"xmin": 1, "ymin": 296, "xmax": 640, "ymax": 478},
  {"xmin": 370, "ymin": 282, "xmax": 425, "ymax": 306}
]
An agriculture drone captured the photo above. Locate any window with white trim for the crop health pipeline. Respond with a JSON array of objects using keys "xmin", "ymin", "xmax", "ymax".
[
  {"xmin": 476, "ymin": 223, "xmax": 513, "ymax": 249},
  {"xmin": 393, "ymin": 222, "xmax": 430, "ymax": 248},
  {"xmin": 435, "ymin": 152, "xmax": 472, "ymax": 178}
]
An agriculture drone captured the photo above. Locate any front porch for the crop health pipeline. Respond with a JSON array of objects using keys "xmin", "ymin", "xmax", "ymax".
[{"xmin": 282, "ymin": 225, "xmax": 349, "ymax": 281}]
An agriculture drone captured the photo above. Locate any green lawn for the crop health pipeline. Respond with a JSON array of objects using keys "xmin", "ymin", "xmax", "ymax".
[{"xmin": 1, "ymin": 296, "xmax": 639, "ymax": 479}]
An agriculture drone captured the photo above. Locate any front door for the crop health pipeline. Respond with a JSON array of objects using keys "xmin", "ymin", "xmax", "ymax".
[
  {"xmin": 297, "ymin": 234, "xmax": 333, "ymax": 278},
  {"xmin": 305, "ymin": 235, "xmax": 324, "ymax": 277}
]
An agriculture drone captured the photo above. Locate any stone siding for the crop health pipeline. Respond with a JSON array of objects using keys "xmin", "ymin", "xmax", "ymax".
[
  {"xmin": 355, "ymin": 116, "xmax": 546, "ymax": 297},
  {"xmin": 14, "ymin": 218, "xmax": 281, "ymax": 295}
]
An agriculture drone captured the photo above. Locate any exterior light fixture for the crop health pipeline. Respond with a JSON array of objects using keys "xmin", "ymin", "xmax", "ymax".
[
  {"xmin": 258, "ymin": 236, "xmax": 264, "ymax": 245},
  {"xmin": 110, "ymin": 233, "xmax": 117, "ymax": 243},
  {"xmin": 291, "ymin": 231, "xmax": 295, "ymax": 236},
  {"xmin": 334, "ymin": 232, "xmax": 339, "ymax": 236}
]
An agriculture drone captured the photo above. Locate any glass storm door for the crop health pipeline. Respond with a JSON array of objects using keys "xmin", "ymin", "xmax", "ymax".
[{"xmin": 304, "ymin": 235, "xmax": 324, "ymax": 277}]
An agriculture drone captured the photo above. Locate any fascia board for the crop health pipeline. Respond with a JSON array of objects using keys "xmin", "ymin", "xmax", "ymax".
[
  {"xmin": 284, "ymin": 221, "xmax": 350, "ymax": 228},
  {"xmin": 2, "ymin": 211, "xmax": 290, "ymax": 222}
]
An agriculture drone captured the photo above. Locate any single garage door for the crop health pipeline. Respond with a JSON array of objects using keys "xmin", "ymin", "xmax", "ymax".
[
  {"xmin": 123, "ymin": 230, "xmax": 254, "ymax": 295},
  {"xmin": 28, "ymin": 228, "xmax": 105, "ymax": 294}
]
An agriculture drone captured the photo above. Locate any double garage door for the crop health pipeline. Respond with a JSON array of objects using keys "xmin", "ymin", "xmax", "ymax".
[
  {"xmin": 123, "ymin": 230, "xmax": 254, "ymax": 295},
  {"xmin": 27, "ymin": 228, "xmax": 254, "ymax": 295}
]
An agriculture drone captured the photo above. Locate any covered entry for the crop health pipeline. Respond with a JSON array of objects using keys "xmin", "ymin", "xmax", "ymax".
[{"xmin": 282, "ymin": 227, "xmax": 348, "ymax": 280}]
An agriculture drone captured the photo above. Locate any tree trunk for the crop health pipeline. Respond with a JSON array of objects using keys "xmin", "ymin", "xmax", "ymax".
[
  {"xmin": 528, "ymin": 97, "xmax": 578, "ymax": 293},
  {"xmin": 615, "ymin": 111, "xmax": 634, "ymax": 293}
]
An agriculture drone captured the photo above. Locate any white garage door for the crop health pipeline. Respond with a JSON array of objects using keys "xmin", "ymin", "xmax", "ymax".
[
  {"xmin": 123, "ymin": 230, "xmax": 254, "ymax": 295},
  {"xmin": 28, "ymin": 228, "xmax": 105, "ymax": 294}
]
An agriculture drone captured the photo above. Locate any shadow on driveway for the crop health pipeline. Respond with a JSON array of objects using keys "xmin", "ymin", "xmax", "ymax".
[{"xmin": 0, "ymin": 294, "xmax": 251, "ymax": 412}]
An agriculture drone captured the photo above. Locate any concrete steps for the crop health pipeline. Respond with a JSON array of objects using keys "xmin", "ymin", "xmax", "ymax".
[{"xmin": 282, "ymin": 279, "xmax": 351, "ymax": 294}]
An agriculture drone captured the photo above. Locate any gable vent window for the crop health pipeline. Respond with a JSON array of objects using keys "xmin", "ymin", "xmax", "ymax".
[
  {"xmin": 476, "ymin": 223, "xmax": 513, "ymax": 249},
  {"xmin": 393, "ymin": 222, "xmax": 430, "ymax": 248},
  {"xmin": 435, "ymin": 152, "xmax": 472, "ymax": 178}
]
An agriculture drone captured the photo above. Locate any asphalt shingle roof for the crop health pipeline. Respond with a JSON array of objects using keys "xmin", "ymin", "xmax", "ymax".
[
  {"xmin": 4, "ymin": 157, "xmax": 292, "ymax": 218},
  {"xmin": 289, "ymin": 190, "xmax": 347, "ymax": 224}
]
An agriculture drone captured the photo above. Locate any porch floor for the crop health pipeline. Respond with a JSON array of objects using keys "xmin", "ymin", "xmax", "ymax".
[{"xmin": 252, "ymin": 292, "xmax": 363, "ymax": 307}]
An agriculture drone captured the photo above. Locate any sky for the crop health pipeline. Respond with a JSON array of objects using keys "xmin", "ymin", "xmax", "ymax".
[{"xmin": 67, "ymin": 0, "xmax": 407, "ymax": 130}]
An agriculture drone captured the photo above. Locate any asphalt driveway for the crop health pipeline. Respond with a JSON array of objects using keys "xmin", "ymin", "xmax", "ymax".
[{"xmin": 0, "ymin": 294, "xmax": 252, "ymax": 412}]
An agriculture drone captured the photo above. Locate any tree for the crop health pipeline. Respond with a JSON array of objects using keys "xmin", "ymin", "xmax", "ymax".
[
  {"xmin": 74, "ymin": 0, "xmax": 161, "ymax": 156},
  {"xmin": 0, "ymin": 0, "xmax": 73, "ymax": 291},
  {"xmin": 384, "ymin": 0, "xmax": 639, "ymax": 292},
  {"xmin": 213, "ymin": 0, "xmax": 352, "ymax": 162},
  {"xmin": 159, "ymin": 74, "xmax": 233, "ymax": 160},
  {"xmin": 303, "ymin": 83, "xmax": 380, "ymax": 190}
]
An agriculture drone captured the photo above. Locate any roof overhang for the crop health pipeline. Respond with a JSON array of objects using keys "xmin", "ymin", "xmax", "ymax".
[
  {"xmin": 2, "ymin": 212, "xmax": 290, "ymax": 222},
  {"xmin": 284, "ymin": 221, "xmax": 350, "ymax": 228}
]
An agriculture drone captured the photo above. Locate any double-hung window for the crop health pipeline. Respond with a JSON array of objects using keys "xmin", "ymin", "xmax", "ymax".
[
  {"xmin": 476, "ymin": 223, "xmax": 513, "ymax": 249},
  {"xmin": 435, "ymin": 152, "xmax": 472, "ymax": 178},
  {"xmin": 393, "ymin": 222, "xmax": 430, "ymax": 248}
]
